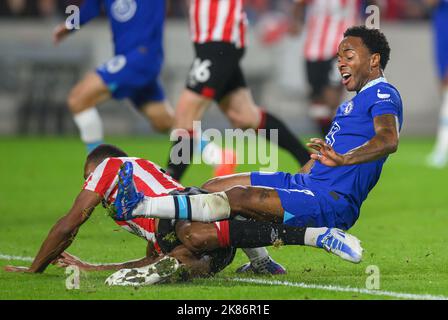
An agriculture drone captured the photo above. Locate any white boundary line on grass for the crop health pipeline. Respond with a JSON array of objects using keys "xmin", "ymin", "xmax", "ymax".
[
  {"xmin": 230, "ymin": 278, "xmax": 448, "ymax": 300},
  {"xmin": 0, "ymin": 254, "xmax": 34, "ymax": 262},
  {"xmin": 2, "ymin": 253, "xmax": 447, "ymax": 300}
]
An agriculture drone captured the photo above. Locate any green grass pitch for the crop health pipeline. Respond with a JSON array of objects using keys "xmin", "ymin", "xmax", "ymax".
[{"xmin": 0, "ymin": 136, "xmax": 447, "ymax": 300}]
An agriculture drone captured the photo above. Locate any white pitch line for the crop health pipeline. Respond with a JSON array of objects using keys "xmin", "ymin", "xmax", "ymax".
[
  {"xmin": 2, "ymin": 253, "xmax": 446, "ymax": 300},
  {"xmin": 0, "ymin": 254, "xmax": 34, "ymax": 262},
  {"xmin": 231, "ymin": 278, "xmax": 448, "ymax": 300}
]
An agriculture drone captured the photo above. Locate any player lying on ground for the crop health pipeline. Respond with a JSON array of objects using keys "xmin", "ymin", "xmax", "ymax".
[
  {"xmin": 4, "ymin": 145, "xmax": 285, "ymax": 277},
  {"xmin": 4, "ymin": 144, "xmax": 362, "ymax": 285},
  {"xmin": 52, "ymin": 162, "xmax": 364, "ymax": 286},
  {"xmin": 112, "ymin": 26, "xmax": 403, "ymax": 244}
]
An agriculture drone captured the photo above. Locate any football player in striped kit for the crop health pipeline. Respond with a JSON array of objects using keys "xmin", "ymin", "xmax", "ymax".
[
  {"xmin": 290, "ymin": 0, "xmax": 363, "ymax": 136},
  {"xmin": 4, "ymin": 144, "xmax": 288, "ymax": 282}
]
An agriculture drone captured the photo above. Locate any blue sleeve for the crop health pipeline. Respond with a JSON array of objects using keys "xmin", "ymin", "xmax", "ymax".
[
  {"xmin": 370, "ymin": 99, "xmax": 399, "ymax": 118},
  {"xmin": 369, "ymin": 87, "xmax": 401, "ymax": 118},
  {"xmin": 79, "ymin": 0, "xmax": 102, "ymax": 25}
]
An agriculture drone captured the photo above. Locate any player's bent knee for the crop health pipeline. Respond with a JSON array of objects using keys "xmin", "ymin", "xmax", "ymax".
[
  {"xmin": 67, "ymin": 87, "xmax": 91, "ymax": 114},
  {"xmin": 181, "ymin": 231, "xmax": 207, "ymax": 252},
  {"xmin": 151, "ymin": 115, "xmax": 174, "ymax": 133},
  {"xmin": 226, "ymin": 113, "xmax": 253, "ymax": 130},
  {"xmin": 201, "ymin": 177, "xmax": 223, "ymax": 192},
  {"xmin": 67, "ymin": 90, "xmax": 81, "ymax": 114},
  {"xmin": 176, "ymin": 222, "xmax": 207, "ymax": 252},
  {"xmin": 225, "ymin": 185, "xmax": 251, "ymax": 212}
]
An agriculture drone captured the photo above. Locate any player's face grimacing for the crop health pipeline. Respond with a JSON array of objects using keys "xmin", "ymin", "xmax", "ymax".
[{"xmin": 337, "ymin": 36, "xmax": 381, "ymax": 92}]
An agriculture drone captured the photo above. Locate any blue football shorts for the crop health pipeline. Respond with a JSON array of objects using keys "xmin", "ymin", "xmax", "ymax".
[
  {"xmin": 250, "ymin": 171, "xmax": 358, "ymax": 230},
  {"xmin": 96, "ymin": 46, "xmax": 165, "ymax": 109}
]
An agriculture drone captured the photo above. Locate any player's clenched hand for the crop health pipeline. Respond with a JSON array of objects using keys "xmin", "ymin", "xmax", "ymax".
[
  {"xmin": 53, "ymin": 23, "xmax": 71, "ymax": 45},
  {"xmin": 4, "ymin": 265, "xmax": 31, "ymax": 273},
  {"xmin": 307, "ymin": 138, "xmax": 345, "ymax": 167}
]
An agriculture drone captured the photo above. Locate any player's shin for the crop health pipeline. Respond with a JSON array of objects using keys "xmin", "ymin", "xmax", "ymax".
[
  {"xmin": 73, "ymin": 108, "xmax": 104, "ymax": 153},
  {"xmin": 224, "ymin": 220, "xmax": 307, "ymax": 248},
  {"xmin": 167, "ymin": 129, "xmax": 195, "ymax": 181},
  {"xmin": 131, "ymin": 192, "xmax": 231, "ymax": 222}
]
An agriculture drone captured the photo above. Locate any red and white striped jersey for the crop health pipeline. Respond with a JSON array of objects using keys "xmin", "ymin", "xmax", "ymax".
[
  {"xmin": 189, "ymin": 0, "xmax": 248, "ymax": 48},
  {"xmin": 299, "ymin": 0, "xmax": 362, "ymax": 61},
  {"xmin": 83, "ymin": 157, "xmax": 184, "ymax": 248}
]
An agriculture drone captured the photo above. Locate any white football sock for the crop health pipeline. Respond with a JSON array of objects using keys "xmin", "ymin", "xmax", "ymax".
[
  {"xmin": 432, "ymin": 90, "xmax": 448, "ymax": 162},
  {"xmin": 73, "ymin": 108, "xmax": 104, "ymax": 144},
  {"xmin": 304, "ymin": 227, "xmax": 328, "ymax": 247},
  {"xmin": 243, "ymin": 247, "xmax": 269, "ymax": 263},
  {"xmin": 131, "ymin": 192, "xmax": 231, "ymax": 222}
]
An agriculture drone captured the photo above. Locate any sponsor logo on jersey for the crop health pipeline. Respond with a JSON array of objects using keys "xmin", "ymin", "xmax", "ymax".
[
  {"xmin": 377, "ymin": 89, "xmax": 391, "ymax": 99},
  {"xmin": 112, "ymin": 0, "xmax": 137, "ymax": 23}
]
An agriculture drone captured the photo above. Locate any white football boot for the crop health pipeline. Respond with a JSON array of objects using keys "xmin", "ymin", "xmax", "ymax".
[{"xmin": 105, "ymin": 256, "xmax": 180, "ymax": 286}]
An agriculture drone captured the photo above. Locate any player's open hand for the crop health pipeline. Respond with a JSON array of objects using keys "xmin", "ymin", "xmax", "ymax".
[
  {"xmin": 4, "ymin": 265, "xmax": 31, "ymax": 273},
  {"xmin": 54, "ymin": 252, "xmax": 86, "ymax": 269},
  {"xmin": 307, "ymin": 138, "xmax": 345, "ymax": 167},
  {"xmin": 53, "ymin": 23, "xmax": 70, "ymax": 45}
]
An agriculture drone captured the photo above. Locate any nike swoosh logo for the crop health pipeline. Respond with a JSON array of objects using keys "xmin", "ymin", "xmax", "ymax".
[{"xmin": 377, "ymin": 89, "xmax": 391, "ymax": 99}]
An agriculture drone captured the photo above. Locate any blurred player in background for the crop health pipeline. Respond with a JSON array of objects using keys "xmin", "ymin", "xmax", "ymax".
[
  {"xmin": 290, "ymin": 0, "xmax": 363, "ymax": 136},
  {"xmin": 426, "ymin": 0, "xmax": 448, "ymax": 168},
  {"xmin": 53, "ymin": 0, "xmax": 174, "ymax": 153},
  {"xmin": 166, "ymin": 0, "xmax": 311, "ymax": 181}
]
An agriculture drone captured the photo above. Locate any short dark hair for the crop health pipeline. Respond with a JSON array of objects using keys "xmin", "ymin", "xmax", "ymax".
[
  {"xmin": 344, "ymin": 26, "xmax": 391, "ymax": 70},
  {"xmin": 86, "ymin": 144, "xmax": 128, "ymax": 165}
]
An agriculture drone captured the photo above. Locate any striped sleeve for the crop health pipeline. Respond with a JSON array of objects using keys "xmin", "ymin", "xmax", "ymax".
[{"xmin": 83, "ymin": 158, "xmax": 123, "ymax": 198}]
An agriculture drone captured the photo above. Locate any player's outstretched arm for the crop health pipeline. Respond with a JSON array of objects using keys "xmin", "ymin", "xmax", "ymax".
[
  {"xmin": 307, "ymin": 114, "xmax": 399, "ymax": 166},
  {"xmin": 53, "ymin": 0, "xmax": 102, "ymax": 45},
  {"xmin": 53, "ymin": 23, "xmax": 72, "ymax": 45},
  {"xmin": 55, "ymin": 242, "xmax": 161, "ymax": 271},
  {"xmin": 4, "ymin": 190, "xmax": 100, "ymax": 273}
]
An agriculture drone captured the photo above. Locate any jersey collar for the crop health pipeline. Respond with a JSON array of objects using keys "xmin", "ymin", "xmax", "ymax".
[{"xmin": 358, "ymin": 76, "xmax": 388, "ymax": 94}]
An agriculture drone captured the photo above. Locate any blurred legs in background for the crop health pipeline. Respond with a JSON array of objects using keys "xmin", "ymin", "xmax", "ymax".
[
  {"xmin": 428, "ymin": 87, "xmax": 448, "ymax": 168},
  {"xmin": 68, "ymin": 72, "xmax": 110, "ymax": 153},
  {"xmin": 68, "ymin": 72, "xmax": 175, "ymax": 154},
  {"xmin": 306, "ymin": 59, "xmax": 344, "ymax": 137}
]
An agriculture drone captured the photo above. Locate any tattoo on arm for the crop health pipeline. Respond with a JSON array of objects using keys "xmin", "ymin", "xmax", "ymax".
[{"xmin": 343, "ymin": 114, "xmax": 399, "ymax": 165}]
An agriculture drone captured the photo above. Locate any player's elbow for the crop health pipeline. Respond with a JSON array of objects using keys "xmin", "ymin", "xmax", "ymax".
[
  {"xmin": 385, "ymin": 138, "xmax": 399, "ymax": 155},
  {"xmin": 384, "ymin": 140, "xmax": 398, "ymax": 154},
  {"xmin": 54, "ymin": 216, "xmax": 79, "ymax": 239}
]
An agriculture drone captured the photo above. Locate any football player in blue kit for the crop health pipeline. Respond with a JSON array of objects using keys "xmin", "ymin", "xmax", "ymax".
[
  {"xmin": 53, "ymin": 0, "xmax": 174, "ymax": 152},
  {"xmin": 426, "ymin": 0, "xmax": 448, "ymax": 168},
  {"xmin": 113, "ymin": 26, "xmax": 402, "ymax": 262}
]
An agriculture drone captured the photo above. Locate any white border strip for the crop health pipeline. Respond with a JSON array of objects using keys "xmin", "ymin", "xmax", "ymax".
[
  {"xmin": 0, "ymin": 254, "xmax": 34, "ymax": 262},
  {"xmin": 2, "ymin": 253, "xmax": 446, "ymax": 300},
  {"xmin": 231, "ymin": 277, "xmax": 448, "ymax": 300}
]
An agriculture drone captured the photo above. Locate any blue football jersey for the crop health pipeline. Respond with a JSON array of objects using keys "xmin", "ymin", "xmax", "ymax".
[
  {"xmin": 79, "ymin": 0, "xmax": 165, "ymax": 55},
  {"xmin": 433, "ymin": 0, "xmax": 448, "ymax": 41},
  {"xmin": 303, "ymin": 78, "xmax": 403, "ymax": 211},
  {"xmin": 433, "ymin": 0, "xmax": 448, "ymax": 79}
]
